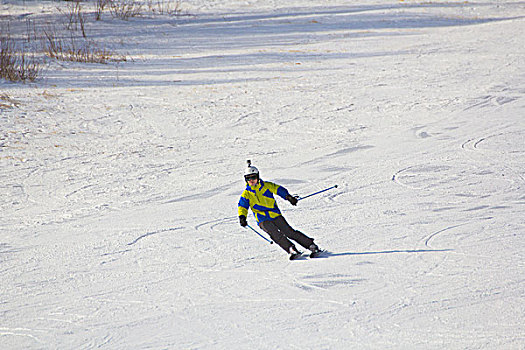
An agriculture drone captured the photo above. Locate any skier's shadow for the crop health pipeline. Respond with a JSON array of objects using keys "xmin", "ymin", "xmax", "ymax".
[{"xmin": 318, "ymin": 248, "xmax": 453, "ymax": 258}]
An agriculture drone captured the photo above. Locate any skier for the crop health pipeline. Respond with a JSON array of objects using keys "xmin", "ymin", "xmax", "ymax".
[{"xmin": 238, "ymin": 160, "xmax": 321, "ymax": 259}]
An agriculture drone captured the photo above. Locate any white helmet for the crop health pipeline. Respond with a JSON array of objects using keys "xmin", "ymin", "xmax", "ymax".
[{"xmin": 244, "ymin": 160, "xmax": 259, "ymax": 182}]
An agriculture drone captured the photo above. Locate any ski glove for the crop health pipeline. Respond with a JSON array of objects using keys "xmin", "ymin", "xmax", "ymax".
[
  {"xmin": 286, "ymin": 194, "xmax": 298, "ymax": 206},
  {"xmin": 239, "ymin": 215, "xmax": 247, "ymax": 227}
]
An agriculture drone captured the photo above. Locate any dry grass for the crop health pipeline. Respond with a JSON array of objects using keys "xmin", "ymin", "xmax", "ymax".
[
  {"xmin": 109, "ymin": 0, "xmax": 144, "ymax": 20},
  {"xmin": 99, "ymin": 0, "xmax": 185, "ymax": 19},
  {"xmin": 146, "ymin": 0, "xmax": 183, "ymax": 15},
  {"xmin": 1, "ymin": 0, "xmax": 188, "ymax": 81},
  {"xmin": 0, "ymin": 26, "xmax": 42, "ymax": 82},
  {"xmin": 95, "ymin": 0, "xmax": 113, "ymax": 20},
  {"xmin": 65, "ymin": 1, "xmax": 87, "ymax": 38},
  {"xmin": 0, "ymin": 93, "xmax": 21, "ymax": 108},
  {"xmin": 42, "ymin": 25, "xmax": 126, "ymax": 64}
]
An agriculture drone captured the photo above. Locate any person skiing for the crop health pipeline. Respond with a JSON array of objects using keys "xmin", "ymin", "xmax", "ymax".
[{"xmin": 238, "ymin": 160, "xmax": 321, "ymax": 259}]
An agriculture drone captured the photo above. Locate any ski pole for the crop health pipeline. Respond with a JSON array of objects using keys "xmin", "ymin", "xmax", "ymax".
[
  {"xmin": 246, "ymin": 224, "xmax": 273, "ymax": 244},
  {"xmin": 297, "ymin": 185, "xmax": 338, "ymax": 201}
]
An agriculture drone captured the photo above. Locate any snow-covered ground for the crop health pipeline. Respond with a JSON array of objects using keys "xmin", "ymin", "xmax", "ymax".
[{"xmin": 1, "ymin": 0, "xmax": 524, "ymax": 348}]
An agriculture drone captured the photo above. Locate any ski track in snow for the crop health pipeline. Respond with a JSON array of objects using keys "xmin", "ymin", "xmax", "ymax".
[
  {"xmin": 1, "ymin": 0, "xmax": 524, "ymax": 349},
  {"xmin": 127, "ymin": 227, "xmax": 184, "ymax": 246}
]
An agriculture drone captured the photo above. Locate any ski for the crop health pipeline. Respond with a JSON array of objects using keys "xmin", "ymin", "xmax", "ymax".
[
  {"xmin": 289, "ymin": 250, "xmax": 326, "ymax": 260},
  {"xmin": 309, "ymin": 250, "xmax": 326, "ymax": 258},
  {"xmin": 289, "ymin": 252, "xmax": 304, "ymax": 260}
]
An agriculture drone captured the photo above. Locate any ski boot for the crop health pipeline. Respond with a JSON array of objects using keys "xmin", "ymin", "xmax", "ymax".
[
  {"xmin": 289, "ymin": 246, "xmax": 302, "ymax": 260},
  {"xmin": 308, "ymin": 244, "xmax": 323, "ymax": 258}
]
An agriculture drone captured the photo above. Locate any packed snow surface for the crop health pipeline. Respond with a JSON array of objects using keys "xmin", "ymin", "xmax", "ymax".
[{"xmin": 1, "ymin": 0, "xmax": 524, "ymax": 348}]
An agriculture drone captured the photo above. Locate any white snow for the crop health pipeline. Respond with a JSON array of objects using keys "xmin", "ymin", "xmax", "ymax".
[{"xmin": 1, "ymin": 0, "xmax": 524, "ymax": 348}]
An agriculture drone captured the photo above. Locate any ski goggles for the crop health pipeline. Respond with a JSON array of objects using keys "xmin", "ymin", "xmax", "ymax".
[{"xmin": 245, "ymin": 174, "xmax": 258, "ymax": 181}]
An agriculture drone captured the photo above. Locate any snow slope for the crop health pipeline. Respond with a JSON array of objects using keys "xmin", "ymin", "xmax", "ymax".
[{"xmin": 1, "ymin": 0, "xmax": 524, "ymax": 348}]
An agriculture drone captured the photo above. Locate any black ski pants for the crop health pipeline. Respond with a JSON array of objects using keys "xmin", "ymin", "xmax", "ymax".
[{"xmin": 258, "ymin": 216, "xmax": 314, "ymax": 253}]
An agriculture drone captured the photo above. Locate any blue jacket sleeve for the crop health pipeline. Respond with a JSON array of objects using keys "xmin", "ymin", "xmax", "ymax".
[
  {"xmin": 276, "ymin": 185, "xmax": 289, "ymax": 199},
  {"xmin": 238, "ymin": 195, "xmax": 250, "ymax": 216}
]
